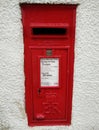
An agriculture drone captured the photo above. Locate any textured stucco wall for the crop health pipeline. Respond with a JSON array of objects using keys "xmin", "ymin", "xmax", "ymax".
[{"xmin": 0, "ymin": 0, "xmax": 99, "ymax": 130}]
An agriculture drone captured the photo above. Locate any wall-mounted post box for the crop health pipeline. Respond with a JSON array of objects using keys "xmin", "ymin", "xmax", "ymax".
[{"xmin": 21, "ymin": 4, "xmax": 77, "ymax": 126}]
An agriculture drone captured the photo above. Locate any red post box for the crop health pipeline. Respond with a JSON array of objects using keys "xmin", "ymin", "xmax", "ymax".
[{"xmin": 21, "ymin": 4, "xmax": 77, "ymax": 126}]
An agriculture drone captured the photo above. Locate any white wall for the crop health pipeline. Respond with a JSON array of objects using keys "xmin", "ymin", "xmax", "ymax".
[{"xmin": 0, "ymin": 0, "xmax": 99, "ymax": 130}]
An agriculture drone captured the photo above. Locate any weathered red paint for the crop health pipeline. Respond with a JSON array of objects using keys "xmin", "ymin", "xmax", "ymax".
[{"xmin": 21, "ymin": 4, "xmax": 77, "ymax": 126}]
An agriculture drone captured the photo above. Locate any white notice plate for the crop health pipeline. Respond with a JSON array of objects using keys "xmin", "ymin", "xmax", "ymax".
[{"xmin": 40, "ymin": 58, "xmax": 59, "ymax": 87}]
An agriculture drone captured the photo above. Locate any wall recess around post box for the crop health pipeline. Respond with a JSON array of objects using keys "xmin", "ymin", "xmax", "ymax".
[{"xmin": 21, "ymin": 4, "xmax": 77, "ymax": 126}]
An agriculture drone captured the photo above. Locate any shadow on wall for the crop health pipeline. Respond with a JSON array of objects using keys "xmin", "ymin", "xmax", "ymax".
[
  {"xmin": 14, "ymin": 101, "xmax": 26, "ymax": 119},
  {"xmin": 0, "ymin": 124, "xmax": 10, "ymax": 130}
]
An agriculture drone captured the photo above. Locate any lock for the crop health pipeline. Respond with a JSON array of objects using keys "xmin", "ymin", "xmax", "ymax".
[
  {"xmin": 38, "ymin": 88, "xmax": 41, "ymax": 95},
  {"xmin": 21, "ymin": 4, "xmax": 77, "ymax": 126}
]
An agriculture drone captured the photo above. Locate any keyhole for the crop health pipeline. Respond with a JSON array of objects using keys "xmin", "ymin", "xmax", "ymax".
[{"xmin": 38, "ymin": 88, "xmax": 41, "ymax": 95}]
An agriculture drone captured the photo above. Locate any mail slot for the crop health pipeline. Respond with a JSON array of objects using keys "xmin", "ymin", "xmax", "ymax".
[{"xmin": 21, "ymin": 4, "xmax": 77, "ymax": 126}]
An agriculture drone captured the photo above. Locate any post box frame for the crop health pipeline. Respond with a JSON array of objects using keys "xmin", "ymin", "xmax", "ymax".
[{"xmin": 21, "ymin": 4, "xmax": 77, "ymax": 126}]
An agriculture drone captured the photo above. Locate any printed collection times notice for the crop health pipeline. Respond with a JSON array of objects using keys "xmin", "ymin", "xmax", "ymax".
[{"xmin": 40, "ymin": 58, "xmax": 59, "ymax": 87}]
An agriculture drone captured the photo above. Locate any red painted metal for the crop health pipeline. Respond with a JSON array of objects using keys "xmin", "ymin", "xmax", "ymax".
[{"xmin": 21, "ymin": 4, "xmax": 77, "ymax": 126}]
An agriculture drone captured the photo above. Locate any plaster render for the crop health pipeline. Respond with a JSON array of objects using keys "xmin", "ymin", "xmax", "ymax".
[{"xmin": 0, "ymin": 0, "xmax": 99, "ymax": 130}]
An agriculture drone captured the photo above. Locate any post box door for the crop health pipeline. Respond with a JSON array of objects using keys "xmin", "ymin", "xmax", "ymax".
[{"xmin": 31, "ymin": 47, "xmax": 69, "ymax": 122}]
